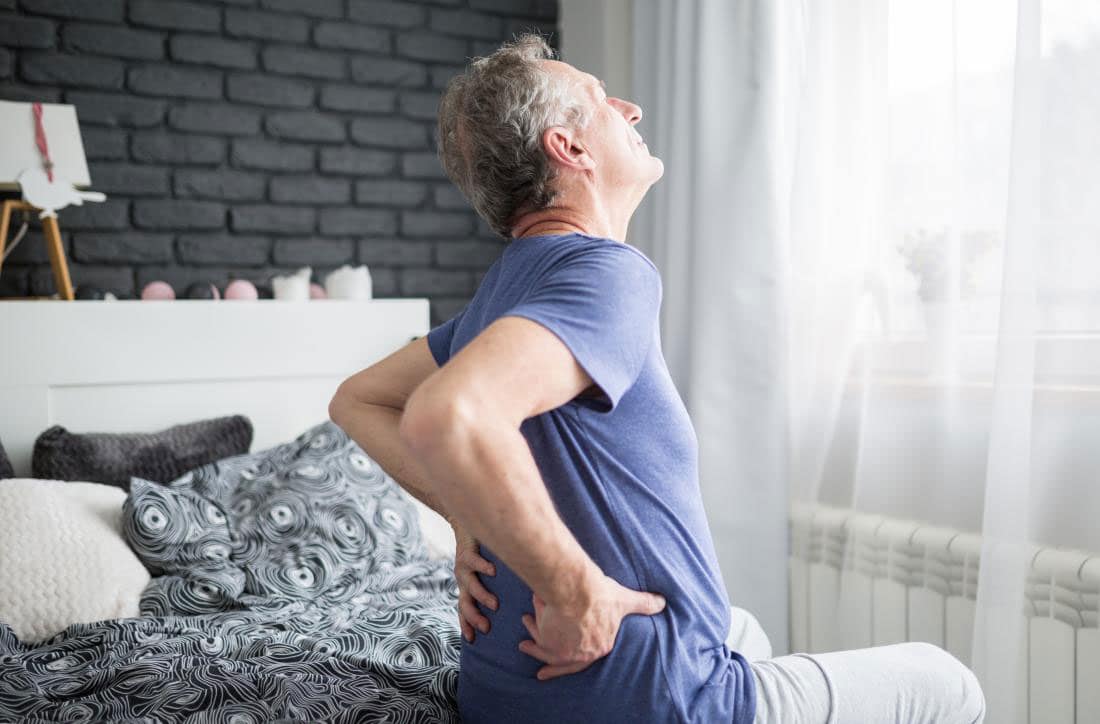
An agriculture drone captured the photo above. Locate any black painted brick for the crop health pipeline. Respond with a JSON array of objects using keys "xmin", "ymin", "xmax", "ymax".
[
  {"xmin": 4, "ymin": 0, "xmax": 557, "ymax": 305},
  {"xmin": 80, "ymin": 127, "xmax": 128, "ymax": 159},
  {"xmin": 129, "ymin": 0, "xmax": 221, "ymax": 32},
  {"xmin": 259, "ymin": 0, "xmax": 342, "ymax": 19},
  {"xmin": 132, "ymin": 131, "xmax": 225, "ymax": 165},
  {"xmin": 59, "ymin": 199, "xmax": 130, "ymax": 230},
  {"xmin": 178, "ymin": 234, "xmax": 271, "ymax": 265},
  {"xmin": 37, "ymin": 264, "xmax": 134, "ymax": 296},
  {"xmin": 355, "ymin": 179, "xmax": 426, "ymax": 207},
  {"xmin": 347, "ymin": 0, "xmax": 425, "ymax": 29},
  {"xmin": 273, "ymin": 238, "xmax": 354, "ymax": 265},
  {"xmin": 319, "ymin": 83, "xmax": 395, "ymax": 113},
  {"xmin": 313, "ymin": 22, "xmax": 389, "ymax": 54},
  {"xmin": 262, "ymin": 46, "xmax": 345, "ymax": 80},
  {"xmin": 399, "ymin": 267, "xmax": 472, "ymax": 295},
  {"xmin": 2, "ymin": 230, "xmax": 67, "ymax": 264},
  {"xmin": 232, "ymin": 138, "xmax": 314, "ymax": 171},
  {"xmin": 401, "ymin": 210, "xmax": 474, "ymax": 237},
  {"xmin": 21, "ymin": 0, "xmax": 124, "ymax": 21},
  {"xmin": 430, "ymin": 64, "xmax": 462, "ymax": 90},
  {"xmin": 128, "ymin": 64, "xmax": 221, "ymax": 99},
  {"xmin": 319, "ymin": 147, "xmax": 396, "ymax": 176},
  {"xmin": 270, "ymin": 175, "xmax": 351, "ymax": 205},
  {"xmin": 401, "ymin": 152, "xmax": 447, "ymax": 179},
  {"xmin": 0, "ymin": 16, "xmax": 55, "ymax": 48},
  {"xmin": 349, "ymin": 56, "xmax": 425, "ymax": 87},
  {"xmin": 168, "ymin": 102, "xmax": 261, "ymax": 136},
  {"xmin": 134, "ymin": 199, "xmax": 226, "ymax": 229},
  {"xmin": 231, "ymin": 205, "xmax": 316, "ymax": 234},
  {"xmin": 433, "ymin": 184, "xmax": 469, "ymax": 210},
  {"xmin": 395, "ymin": 32, "xmax": 468, "ymax": 65},
  {"xmin": 89, "ymin": 162, "xmax": 170, "ymax": 196},
  {"xmin": 21, "ymin": 51, "xmax": 125, "ymax": 89},
  {"xmin": 170, "ymin": 35, "xmax": 257, "ymax": 70},
  {"xmin": 266, "ymin": 111, "xmax": 346, "ymax": 143},
  {"xmin": 357, "ymin": 238, "xmax": 432, "ymax": 266},
  {"xmin": 225, "ymin": 8, "xmax": 309, "ymax": 43},
  {"xmin": 175, "ymin": 168, "xmax": 266, "ymax": 201},
  {"xmin": 319, "ymin": 207, "xmax": 396, "ymax": 236},
  {"xmin": 66, "ymin": 90, "xmax": 166, "ymax": 126},
  {"xmin": 73, "ymin": 232, "xmax": 173, "ymax": 263},
  {"xmin": 63, "ymin": 23, "xmax": 165, "ymax": 60},
  {"xmin": 398, "ymin": 90, "xmax": 440, "ymax": 121},
  {"xmin": 429, "ymin": 9, "xmax": 504, "ymax": 40},
  {"xmin": 227, "ymin": 72, "xmax": 314, "ymax": 107},
  {"xmin": 349, "ymin": 118, "xmax": 427, "ymax": 149}
]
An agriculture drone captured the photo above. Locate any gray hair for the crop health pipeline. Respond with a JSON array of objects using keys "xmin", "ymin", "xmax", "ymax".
[{"xmin": 437, "ymin": 34, "xmax": 592, "ymax": 238}]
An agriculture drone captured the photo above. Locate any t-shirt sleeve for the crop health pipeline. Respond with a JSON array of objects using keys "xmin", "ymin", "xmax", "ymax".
[
  {"xmin": 426, "ymin": 308, "xmax": 465, "ymax": 367},
  {"xmin": 503, "ymin": 243, "xmax": 661, "ymax": 413}
]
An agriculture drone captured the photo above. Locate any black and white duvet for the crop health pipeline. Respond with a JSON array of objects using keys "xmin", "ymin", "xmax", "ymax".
[{"xmin": 0, "ymin": 422, "xmax": 461, "ymax": 722}]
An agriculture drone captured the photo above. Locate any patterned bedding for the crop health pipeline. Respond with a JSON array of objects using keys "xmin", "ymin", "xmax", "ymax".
[{"xmin": 0, "ymin": 422, "xmax": 461, "ymax": 723}]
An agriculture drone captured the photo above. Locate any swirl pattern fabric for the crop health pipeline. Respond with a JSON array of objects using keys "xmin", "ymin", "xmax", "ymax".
[{"xmin": 0, "ymin": 422, "xmax": 461, "ymax": 722}]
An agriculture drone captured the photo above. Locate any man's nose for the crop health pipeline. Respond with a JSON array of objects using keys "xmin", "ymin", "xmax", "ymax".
[{"xmin": 610, "ymin": 97, "xmax": 643, "ymax": 125}]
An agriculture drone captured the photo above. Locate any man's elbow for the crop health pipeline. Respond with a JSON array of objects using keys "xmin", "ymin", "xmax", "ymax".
[
  {"xmin": 328, "ymin": 381, "xmax": 354, "ymax": 428},
  {"xmin": 399, "ymin": 385, "xmax": 477, "ymax": 458}
]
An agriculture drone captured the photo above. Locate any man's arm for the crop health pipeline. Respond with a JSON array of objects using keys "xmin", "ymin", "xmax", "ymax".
[
  {"xmin": 328, "ymin": 336, "xmax": 450, "ymax": 519},
  {"xmin": 399, "ymin": 315, "xmax": 665, "ymax": 680}
]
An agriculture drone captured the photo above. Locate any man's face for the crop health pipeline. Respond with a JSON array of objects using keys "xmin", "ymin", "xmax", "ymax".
[{"xmin": 543, "ymin": 60, "xmax": 664, "ymax": 195}]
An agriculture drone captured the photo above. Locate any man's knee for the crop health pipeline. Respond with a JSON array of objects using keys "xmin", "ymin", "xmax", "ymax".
[{"xmin": 902, "ymin": 642, "xmax": 986, "ymax": 724}]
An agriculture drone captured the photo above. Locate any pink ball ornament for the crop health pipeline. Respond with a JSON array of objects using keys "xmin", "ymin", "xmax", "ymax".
[
  {"xmin": 225, "ymin": 279, "xmax": 259, "ymax": 300},
  {"xmin": 141, "ymin": 281, "xmax": 176, "ymax": 301},
  {"xmin": 309, "ymin": 282, "xmax": 327, "ymax": 300}
]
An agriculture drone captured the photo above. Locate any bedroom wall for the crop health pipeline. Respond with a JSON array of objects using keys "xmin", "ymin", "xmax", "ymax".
[{"xmin": 0, "ymin": 0, "xmax": 558, "ymax": 324}]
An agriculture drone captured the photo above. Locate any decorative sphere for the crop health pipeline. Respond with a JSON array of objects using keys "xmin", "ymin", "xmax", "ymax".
[
  {"xmin": 74, "ymin": 284, "xmax": 107, "ymax": 300},
  {"xmin": 224, "ymin": 279, "xmax": 259, "ymax": 300},
  {"xmin": 309, "ymin": 282, "xmax": 327, "ymax": 299},
  {"xmin": 184, "ymin": 282, "xmax": 220, "ymax": 300},
  {"xmin": 141, "ymin": 281, "xmax": 176, "ymax": 301}
]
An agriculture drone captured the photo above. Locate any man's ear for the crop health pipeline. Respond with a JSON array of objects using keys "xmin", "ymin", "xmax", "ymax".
[{"xmin": 542, "ymin": 126, "xmax": 595, "ymax": 172}]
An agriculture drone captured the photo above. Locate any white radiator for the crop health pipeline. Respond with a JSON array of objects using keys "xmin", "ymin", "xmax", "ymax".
[{"xmin": 789, "ymin": 504, "xmax": 1100, "ymax": 724}]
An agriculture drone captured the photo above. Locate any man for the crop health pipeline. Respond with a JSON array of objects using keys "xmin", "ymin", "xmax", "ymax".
[{"xmin": 330, "ymin": 35, "xmax": 985, "ymax": 724}]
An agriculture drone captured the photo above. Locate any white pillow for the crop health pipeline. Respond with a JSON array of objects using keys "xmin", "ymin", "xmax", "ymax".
[{"xmin": 0, "ymin": 479, "xmax": 151, "ymax": 643}]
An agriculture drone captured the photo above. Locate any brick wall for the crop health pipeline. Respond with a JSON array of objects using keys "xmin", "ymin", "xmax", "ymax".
[{"xmin": 0, "ymin": 0, "xmax": 558, "ymax": 323}]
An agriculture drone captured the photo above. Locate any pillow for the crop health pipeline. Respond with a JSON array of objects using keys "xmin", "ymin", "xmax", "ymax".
[
  {"xmin": 0, "ymin": 437, "xmax": 12, "ymax": 479},
  {"xmin": 0, "ymin": 479, "xmax": 151, "ymax": 643},
  {"xmin": 31, "ymin": 415, "xmax": 253, "ymax": 489},
  {"xmin": 123, "ymin": 421, "xmax": 435, "ymax": 616}
]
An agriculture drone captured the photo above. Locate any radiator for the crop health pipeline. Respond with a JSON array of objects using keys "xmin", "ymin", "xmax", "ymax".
[{"xmin": 789, "ymin": 504, "xmax": 1100, "ymax": 724}]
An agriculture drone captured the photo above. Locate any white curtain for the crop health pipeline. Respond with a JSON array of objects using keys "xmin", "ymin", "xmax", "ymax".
[{"xmin": 632, "ymin": 1, "xmax": 1100, "ymax": 719}]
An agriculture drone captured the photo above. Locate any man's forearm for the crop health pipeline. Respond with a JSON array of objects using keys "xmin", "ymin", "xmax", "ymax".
[
  {"xmin": 331, "ymin": 400, "xmax": 451, "ymax": 521},
  {"xmin": 406, "ymin": 413, "xmax": 601, "ymax": 608}
]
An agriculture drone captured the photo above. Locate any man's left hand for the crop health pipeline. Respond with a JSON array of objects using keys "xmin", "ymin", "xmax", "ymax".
[{"xmin": 518, "ymin": 572, "xmax": 666, "ymax": 681}]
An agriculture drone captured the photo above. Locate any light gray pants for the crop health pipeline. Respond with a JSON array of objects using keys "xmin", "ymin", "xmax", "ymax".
[{"xmin": 726, "ymin": 608, "xmax": 986, "ymax": 724}]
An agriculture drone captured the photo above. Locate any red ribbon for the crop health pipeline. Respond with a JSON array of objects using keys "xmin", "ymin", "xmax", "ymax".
[{"xmin": 32, "ymin": 102, "xmax": 54, "ymax": 182}]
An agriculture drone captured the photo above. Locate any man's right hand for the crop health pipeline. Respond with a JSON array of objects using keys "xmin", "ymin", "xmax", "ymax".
[{"xmin": 454, "ymin": 525, "xmax": 498, "ymax": 642}]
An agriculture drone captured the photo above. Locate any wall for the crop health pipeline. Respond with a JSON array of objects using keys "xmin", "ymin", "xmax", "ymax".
[{"xmin": 0, "ymin": 0, "xmax": 557, "ymax": 324}]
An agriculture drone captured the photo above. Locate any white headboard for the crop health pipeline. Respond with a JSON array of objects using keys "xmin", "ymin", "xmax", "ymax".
[{"xmin": 0, "ymin": 299, "xmax": 429, "ymax": 476}]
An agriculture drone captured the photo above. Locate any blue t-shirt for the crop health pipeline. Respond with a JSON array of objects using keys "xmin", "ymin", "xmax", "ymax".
[{"xmin": 426, "ymin": 233, "xmax": 755, "ymax": 724}]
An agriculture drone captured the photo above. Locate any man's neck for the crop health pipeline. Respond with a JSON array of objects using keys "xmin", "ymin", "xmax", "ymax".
[{"xmin": 510, "ymin": 187, "xmax": 633, "ymax": 242}]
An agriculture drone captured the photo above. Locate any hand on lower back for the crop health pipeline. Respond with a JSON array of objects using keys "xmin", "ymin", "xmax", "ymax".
[
  {"xmin": 518, "ymin": 572, "xmax": 666, "ymax": 681},
  {"xmin": 453, "ymin": 525, "xmax": 497, "ymax": 642}
]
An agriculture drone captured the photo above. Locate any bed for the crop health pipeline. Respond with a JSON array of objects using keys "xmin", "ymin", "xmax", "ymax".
[{"xmin": 0, "ymin": 299, "xmax": 462, "ymax": 722}]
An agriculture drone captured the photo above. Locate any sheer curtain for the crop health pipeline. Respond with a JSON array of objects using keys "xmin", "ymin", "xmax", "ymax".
[{"xmin": 632, "ymin": 1, "xmax": 1100, "ymax": 719}]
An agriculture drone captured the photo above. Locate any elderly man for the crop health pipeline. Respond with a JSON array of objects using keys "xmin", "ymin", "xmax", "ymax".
[{"xmin": 330, "ymin": 35, "xmax": 985, "ymax": 724}]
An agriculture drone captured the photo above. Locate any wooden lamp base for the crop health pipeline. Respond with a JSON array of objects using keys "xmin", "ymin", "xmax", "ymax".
[{"xmin": 0, "ymin": 199, "xmax": 75, "ymax": 301}]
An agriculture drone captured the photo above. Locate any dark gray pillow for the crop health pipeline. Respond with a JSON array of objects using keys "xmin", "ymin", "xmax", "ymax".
[
  {"xmin": 0, "ymin": 437, "xmax": 13, "ymax": 479},
  {"xmin": 31, "ymin": 415, "xmax": 253, "ymax": 489}
]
